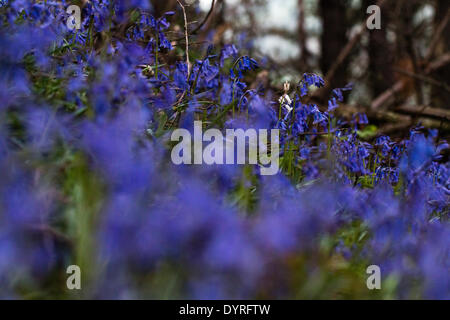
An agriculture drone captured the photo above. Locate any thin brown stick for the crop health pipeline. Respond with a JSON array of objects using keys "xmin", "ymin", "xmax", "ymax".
[
  {"xmin": 189, "ymin": 0, "xmax": 216, "ymax": 36},
  {"xmin": 425, "ymin": 8, "xmax": 450, "ymax": 62},
  {"xmin": 177, "ymin": 0, "xmax": 191, "ymax": 79},
  {"xmin": 393, "ymin": 67, "xmax": 450, "ymax": 94},
  {"xmin": 425, "ymin": 52, "xmax": 450, "ymax": 73},
  {"xmin": 327, "ymin": 0, "xmax": 387, "ymax": 82},
  {"xmin": 405, "ymin": 33, "xmax": 424, "ymax": 106},
  {"xmin": 371, "ymin": 52, "xmax": 450, "ymax": 110},
  {"xmin": 174, "ymin": 0, "xmax": 216, "ymax": 41},
  {"xmin": 312, "ymin": 0, "xmax": 388, "ymax": 100},
  {"xmin": 395, "ymin": 105, "xmax": 450, "ymax": 121}
]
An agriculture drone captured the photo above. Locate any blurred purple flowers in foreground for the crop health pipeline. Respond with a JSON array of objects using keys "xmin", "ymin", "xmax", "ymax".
[{"xmin": 0, "ymin": 1, "xmax": 448, "ymax": 299}]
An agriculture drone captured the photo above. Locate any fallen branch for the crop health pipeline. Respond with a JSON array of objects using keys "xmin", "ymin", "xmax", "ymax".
[
  {"xmin": 337, "ymin": 103, "xmax": 449, "ymax": 126},
  {"xmin": 425, "ymin": 52, "xmax": 450, "ymax": 73},
  {"xmin": 370, "ymin": 81, "xmax": 405, "ymax": 110},
  {"xmin": 371, "ymin": 52, "xmax": 450, "ymax": 110},
  {"xmin": 393, "ymin": 67, "xmax": 450, "ymax": 94},
  {"xmin": 394, "ymin": 105, "xmax": 450, "ymax": 121}
]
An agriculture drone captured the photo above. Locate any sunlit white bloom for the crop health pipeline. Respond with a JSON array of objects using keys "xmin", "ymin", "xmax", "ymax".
[{"xmin": 279, "ymin": 94, "xmax": 292, "ymax": 114}]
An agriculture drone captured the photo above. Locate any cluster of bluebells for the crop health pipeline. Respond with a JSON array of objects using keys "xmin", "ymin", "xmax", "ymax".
[{"xmin": 0, "ymin": 1, "xmax": 448, "ymax": 299}]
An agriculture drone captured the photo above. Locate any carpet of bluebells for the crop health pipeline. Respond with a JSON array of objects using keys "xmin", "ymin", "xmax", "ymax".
[{"xmin": 0, "ymin": 1, "xmax": 449, "ymax": 299}]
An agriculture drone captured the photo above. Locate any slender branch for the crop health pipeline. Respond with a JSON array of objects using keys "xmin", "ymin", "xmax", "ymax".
[
  {"xmin": 425, "ymin": 52, "xmax": 450, "ymax": 73},
  {"xmin": 395, "ymin": 105, "xmax": 450, "ymax": 121},
  {"xmin": 312, "ymin": 0, "xmax": 388, "ymax": 99},
  {"xmin": 393, "ymin": 67, "xmax": 450, "ymax": 94},
  {"xmin": 189, "ymin": 0, "xmax": 216, "ymax": 36},
  {"xmin": 327, "ymin": 0, "xmax": 387, "ymax": 82},
  {"xmin": 177, "ymin": 0, "xmax": 191, "ymax": 79},
  {"xmin": 174, "ymin": 0, "xmax": 216, "ymax": 41},
  {"xmin": 425, "ymin": 8, "xmax": 450, "ymax": 62},
  {"xmin": 371, "ymin": 52, "xmax": 450, "ymax": 110},
  {"xmin": 405, "ymin": 33, "xmax": 424, "ymax": 106},
  {"xmin": 167, "ymin": 0, "xmax": 192, "ymax": 124}
]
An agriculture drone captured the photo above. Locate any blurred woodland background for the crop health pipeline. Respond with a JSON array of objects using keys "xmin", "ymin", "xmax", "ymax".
[{"xmin": 151, "ymin": 0, "xmax": 450, "ymax": 137}]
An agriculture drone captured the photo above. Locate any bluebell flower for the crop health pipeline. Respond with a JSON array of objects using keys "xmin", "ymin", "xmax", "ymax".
[
  {"xmin": 220, "ymin": 44, "xmax": 238, "ymax": 67},
  {"xmin": 174, "ymin": 62, "xmax": 189, "ymax": 90},
  {"xmin": 328, "ymin": 97, "xmax": 338, "ymax": 111},
  {"xmin": 303, "ymin": 73, "xmax": 324, "ymax": 88}
]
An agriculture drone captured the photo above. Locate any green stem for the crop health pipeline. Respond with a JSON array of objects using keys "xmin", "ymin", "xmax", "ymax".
[
  {"xmin": 155, "ymin": 34, "xmax": 159, "ymax": 79},
  {"xmin": 278, "ymin": 102, "xmax": 282, "ymax": 120}
]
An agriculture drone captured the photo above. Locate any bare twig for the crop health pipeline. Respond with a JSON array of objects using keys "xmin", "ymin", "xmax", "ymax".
[
  {"xmin": 379, "ymin": 116, "xmax": 447, "ymax": 135},
  {"xmin": 329, "ymin": 0, "xmax": 387, "ymax": 81},
  {"xmin": 168, "ymin": 0, "xmax": 192, "ymax": 124},
  {"xmin": 190, "ymin": 0, "xmax": 216, "ymax": 36},
  {"xmin": 395, "ymin": 105, "xmax": 450, "ymax": 121},
  {"xmin": 371, "ymin": 52, "xmax": 450, "ymax": 110},
  {"xmin": 425, "ymin": 8, "xmax": 450, "ymax": 62},
  {"xmin": 174, "ymin": 0, "xmax": 216, "ymax": 41},
  {"xmin": 405, "ymin": 33, "xmax": 424, "ymax": 105},
  {"xmin": 312, "ymin": 0, "xmax": 388, "ymax": 99},
  {"xmin": 177, "ymin": 0, "xmax": 191, "ymax": 79},
  {"xmin": 425, "ymin": 52, "xmax": 450, "ymax": 73},
  {"xmin": 323, "ymin": 26, "xmax": 364, "ymax": 85},
  {"xmin": 378, "ymin": 122, "xmax": 413, "ymax": 135},
  {"xmin": 370, "ymin": 81, "xmax": 403, "ymax": 110},
  {"xmin": 393, "ymin": 67, "xmax": 450, "ymax": 94}
]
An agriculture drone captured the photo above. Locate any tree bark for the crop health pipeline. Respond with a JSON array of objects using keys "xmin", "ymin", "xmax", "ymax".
[
  {"xmin": 363, "ymin": 0, "xmax": 395, "ymax": 97},
  {"xmin": 319, "ymin": 0, "xmax": 349, "ymax": 89},
  {"xmin": 431, "ymin": 0, "xmax": 450, "ymax": 110},
  {"xmin": 298, "ymin": 0, "xmax": 309, "ymax": 69}
]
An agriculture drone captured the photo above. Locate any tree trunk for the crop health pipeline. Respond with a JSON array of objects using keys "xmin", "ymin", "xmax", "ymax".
[
  {"xmin": 319, "ymin": 0, "xmax": 349, "ymax": 89},
  {"xmin": 431, "ymin": 0, "xmax": 450, "ymax": 110},
  {"xmin": 363, "ymin": 0, "xmax": 395, "ymax": 97},
  {"xmin": 298, "ymin": 0, "xmax": 309, "ymax": 69}
]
